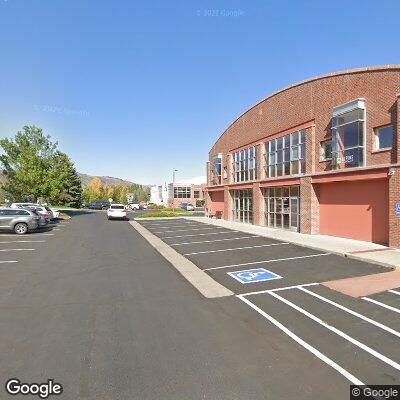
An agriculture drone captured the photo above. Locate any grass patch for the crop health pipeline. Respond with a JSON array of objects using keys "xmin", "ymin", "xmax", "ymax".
[
  {"xmin": 137, "ymin": 210, "xmax": 190, "ymax": 218},
  {"xmin": 58, "ymin": 212, "xmax": 70, "ymax": 220}
]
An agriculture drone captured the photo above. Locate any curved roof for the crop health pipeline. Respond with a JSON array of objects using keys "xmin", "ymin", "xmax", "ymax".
[{"xmin": 212, "ymin": 64, "xmax": 400, "ymax": 150}]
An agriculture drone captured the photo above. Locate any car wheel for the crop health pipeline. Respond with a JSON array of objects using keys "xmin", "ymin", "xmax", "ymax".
[{"xmin": 14, "ymin": 223, "xmax": 28, "ymax": 235}]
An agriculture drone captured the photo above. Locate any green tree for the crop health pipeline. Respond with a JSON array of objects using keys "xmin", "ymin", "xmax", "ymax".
[
  {"xmin": 48, "ymin": 152, "xmax": 82, "ymax": 207},
  {"xmin": 0, "ymin": 125, "xmax": 82, "ymax": 205}
]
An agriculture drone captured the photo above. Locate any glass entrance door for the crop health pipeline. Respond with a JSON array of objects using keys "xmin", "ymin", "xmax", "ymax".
[
  {"xmin": 264, "ymin": 186, "xmax": 299, "ymax": 231},
  {"xmin": 232, "ymin": 189, "xmax": 253, "ymax": 224}
]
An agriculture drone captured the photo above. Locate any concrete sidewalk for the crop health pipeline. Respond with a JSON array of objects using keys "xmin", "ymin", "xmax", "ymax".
[{"xmin": 185, "ymin": 216, "xmax": 400, "ymax": 270}]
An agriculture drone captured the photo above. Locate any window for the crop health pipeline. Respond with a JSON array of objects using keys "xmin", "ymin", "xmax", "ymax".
[
  {"xmin": 232, "ymin": 190, "xmax": 253, "ymax": 223},
  {"xmin": 194, "ymin": 191, "xmax": 200, "ymax": 199},
  {"xmin": 320, "ymin": 140, "xmax": 332, "ymax": 161},
  {"xmin": 174, "ymin": 186, "xmax": 191, "ymax": 198},
  {"xmin": 375, "ymin": 125, "xmax": 393, "ymax": 150},
  {"xmin": 264, "ymin": 186, "xmax": 299, "ymax": 231},
  {"xmin": 211, "ymin": 153, "xmax": 222, "ymax": 185},
  {"xmin": 332, "ymin": 99, "xmax": 365, "ymax": 169},
  {"xmin": 265, "ymin": 130, "xmax": 305, "ymax": 178},
  {"xmin": 233, "ymin": 146, "xmax": 257, "ymax": 182}
]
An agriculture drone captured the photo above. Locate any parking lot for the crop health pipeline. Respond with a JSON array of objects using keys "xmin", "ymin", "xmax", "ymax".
[
  {"xmin": 0, "ymin": 218, "xmax": 69, "ymax": 266},
  {"xmin": 138, "ymin": 218, "xmax": 400, "ymax": 386}
]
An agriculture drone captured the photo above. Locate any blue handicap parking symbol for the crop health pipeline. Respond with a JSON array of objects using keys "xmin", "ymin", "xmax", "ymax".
[
  {"xmin": 396, "ymin": 203, "xmax": 400, "ymax": 217},
  {"xmin": 227, "ymin": 268, "xmax": 282, "ymax": 284}
]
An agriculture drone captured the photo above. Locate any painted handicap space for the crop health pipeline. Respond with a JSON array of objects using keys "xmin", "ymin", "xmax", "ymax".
[{"xmin": 228, "ymin": 268, "xmax": 282, "ymax": 284}]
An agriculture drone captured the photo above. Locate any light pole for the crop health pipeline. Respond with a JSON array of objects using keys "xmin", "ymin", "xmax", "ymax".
[{"xmin": 172, "ymin": 169, "xmax": 178, "ymax": 211}]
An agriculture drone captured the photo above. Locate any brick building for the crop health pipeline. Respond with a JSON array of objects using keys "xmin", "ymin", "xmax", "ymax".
[
  {"xmin": 205, "ymin": 65, "xmax": 400, "ymax": 246},
  {"xmin": 167, "ymin": 176, "xmax": 206, "ymax": 209}
]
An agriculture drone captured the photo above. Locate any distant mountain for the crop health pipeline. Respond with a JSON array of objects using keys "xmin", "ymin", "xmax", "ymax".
[
  {"xmin": 0, "ymin": 171, "xmax": 149, "ymax": 191},
  {"xmin": 78, "ymin": 173, "xmax": 149, "ymax": 190}
]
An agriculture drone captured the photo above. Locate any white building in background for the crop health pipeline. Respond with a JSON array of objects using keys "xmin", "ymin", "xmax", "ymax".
[
  {"xmin": 150, "ymin": 176, "xmax": 206, "ymax": 208},
  {"xmin": 150, "ymin": 185, "xmax": 169, "ymax": 205}
]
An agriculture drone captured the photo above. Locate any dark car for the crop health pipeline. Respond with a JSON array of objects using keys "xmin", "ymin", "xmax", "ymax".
[{"xmin": 86, "ymin": 200, "xmax": 110, "ymax": 210}]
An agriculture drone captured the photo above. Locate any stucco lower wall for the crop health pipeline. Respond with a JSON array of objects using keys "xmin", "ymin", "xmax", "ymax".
[{"xmin": 319, "ymin": 179, "xmax": 389, "ymax": 244}]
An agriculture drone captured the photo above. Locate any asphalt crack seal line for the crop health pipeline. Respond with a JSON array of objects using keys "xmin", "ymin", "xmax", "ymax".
[{"xmin": 129, "ymin": 221, "xmax": 234, "ymax": 298}]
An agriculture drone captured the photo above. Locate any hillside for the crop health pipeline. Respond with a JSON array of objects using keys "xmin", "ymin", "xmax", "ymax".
[
  {"xmin": 0, "ymin": 171, "xmax": 149, "ymax": 191},
  {"xmin": 78, "ymin": 173, "xmax": 149, "ymax": 190}
]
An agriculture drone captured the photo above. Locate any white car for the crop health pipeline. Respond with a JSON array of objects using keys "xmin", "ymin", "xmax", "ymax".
[
  {"xmin": 11, "ymin": 202, "xmax": 39, "ymax": 209},
  {"xmin": 130, "ymin": 203, "xmax": 140, "ymax": 210},
  {"xmin": 51, "ymin": 209, "xmax": 60, "ymax": 218},
  {"xmin": 107, "ymin": 204, "xmax": 127, "ymax": 220}
]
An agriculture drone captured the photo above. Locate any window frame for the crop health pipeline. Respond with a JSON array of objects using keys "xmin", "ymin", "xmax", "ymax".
[
  {"xmin": 331, "ymin": 99, "xmax": 366, "ymax": 170},
  {"xmin": 320, "ymin": 139, "xmax": 333, "ymax": 161},
  {"xmin": 374, "ymin": 124, "xmax": 393, "ymax": 151},
  {"xmin": 173, "ymin": 186, "xmax": 191, "ymax": 199},
  {"xmin": 264, "ymin": 129, "xmax": 306, "ymax": 178},
  {"xmin": 232, "ymin": 146, "xmax": 257, "ymax": 183}
]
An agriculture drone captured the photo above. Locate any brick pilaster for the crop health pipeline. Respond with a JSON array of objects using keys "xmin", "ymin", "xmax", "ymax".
[
  {"xmin": 300, "ymin": 176, "xmax": 319, "ymax": 234},
  {"xmin": 389, "ymin": 166, "xmax": 400, "ymax": 247},
  {"xmin": 224, "ymin": 186, "xmax": 232, "ymax": 221},
  {"xmin": 252, "ymin": 182, "xmax": 263, "ymax": 225}
]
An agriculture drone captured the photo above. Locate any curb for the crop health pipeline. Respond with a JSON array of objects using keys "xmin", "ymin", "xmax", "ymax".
[
  {"xmin": 129, "ymin": 221, "xmax": 234, "ymax": 299},
  {"xmin": 134, "ymin": 217, "xmax": 184, "ymax": 221},
  {"xmin": 184, "ymin": 217, "xmax": 395, "ymax": 271}
]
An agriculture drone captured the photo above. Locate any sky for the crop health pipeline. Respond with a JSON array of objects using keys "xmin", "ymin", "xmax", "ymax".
[{"xmin": 0, "ymin": 0, "xmax": 399, "ymax": 185}]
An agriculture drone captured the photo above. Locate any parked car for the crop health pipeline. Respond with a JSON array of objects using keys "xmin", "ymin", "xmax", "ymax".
[
  {"xmin": 107, "ymin": 204, "xmax": 127, "ymax": 220},
  {"xmin": 129, "ymin": 203, "xmax": 140, "ymax": 210},
  {"xmin": 139, "ymin": 202, "xmax": 148, "ymax": 210},
  {"xmin": 0, "ymin": 207, "xmax": 40, "ymax": 234},
  {"xmin": 10, "ymin": 202, "xmax": 39, "ymax": 209},
  {"xmin": 87, "ymin": 200, "xmax": 110, "ymax": 210},
  {"xmin": 34, "ymin": 206, "xmax": 54, "ymax": 221},
  {"xmin": 180, "ymin": 203, "xmax": 195, "ymax": 211},
  {"xmin": 22, "ymin": 207, "xmax": 48, "ymax": 227}
]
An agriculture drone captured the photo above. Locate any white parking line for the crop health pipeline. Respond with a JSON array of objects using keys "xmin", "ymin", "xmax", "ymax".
[
  {"xmin": 0, "ymin": 240, "xmax": 45, "ymax": 244},
  {"xmin": 240, "ymin": 283, "xmax": 319, "ymax": 297},
  {"xmin": 300, "ymin": 287, "xmax": 400, "ymax": 338},
  {"xmin": 142, "ymin": 222, "xmax": 200, "ymax": 227},
  {"xmin": 163, "ymin": 231, "xmax": 237, "ymax": 239},
  {"xmin": 0, "ymin": 248, "xmax": 35, "ymax": 252},
  {"xmin": 0, "ymin": 261, "xmax": 18, "ymax": 264},
  {"xmin": 155, "ymin": 227, "xmax": 225, "ymax": 234},
  {"xmin": 388, "ymin": 290, "xmax": 400, "ymax": 296},
  {"xmin": 184, "ymin": 243, "xmax": 289, "ymax": 256},
  {"xmin": 270, "ymin": 291, "xmax": 400, "ymax": 371},
  {"xmin": 204, "ymin": 253, "xmax": 330, "ymax": 272},
  {"xmin": 237, "ymin": 295, "xmax": 364, "ymax": 385},
  {"xmin": 148, "ymin": 224, "xmax": 204, "ymax": 229},
  {"xmin": 0, "ymin": 233, "xmax": 54, "ymax": 237},
  {"xmin": 170, "ymin": 236, "xmax": 258, "ymax": 246},
  {"xmin": 362, "ymin": 297, "xmax": 400, "ymax": 314}
]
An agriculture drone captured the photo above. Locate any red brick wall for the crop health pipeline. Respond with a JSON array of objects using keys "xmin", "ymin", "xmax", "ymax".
[
  {"xmin": 208, "ymin": 67, "xmax": 400, "ymax": 170},
  {"xmin": 206, "ymin": 66, "xmax": 400, "ymax": 245},
  {"xmin": 388, "ymin": 96, "xmax": 400, "ymax": 247}
]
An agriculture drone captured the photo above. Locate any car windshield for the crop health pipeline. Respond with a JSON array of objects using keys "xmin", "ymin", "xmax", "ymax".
[{"xmin": 111, "ymin": 205, "xmax": 125, "ymax": 209}]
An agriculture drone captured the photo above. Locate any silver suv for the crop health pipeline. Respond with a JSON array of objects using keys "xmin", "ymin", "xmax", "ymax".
[{"xmin": 0, "ymin": 208, "xmax": 40, "ymax": 234}]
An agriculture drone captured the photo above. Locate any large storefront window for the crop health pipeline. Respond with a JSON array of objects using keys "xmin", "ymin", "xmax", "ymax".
[
  {"xmin": 265, "ymin": 130, "xmax": 305, "ymax": 178},
  {"xmin": 211, "ymin": 153, "xmax": 222, "ymax": 185},
  {"xmin": 264, "ymin": 186, "xmax": 299, "ymax": 231},
  {"xmin": 233, "ymin": 146, "xmax": 257, "ymax": 182},
  {"xmin": 233, "ymin": 189, "xmax": 253, "ymax": 224},
  {"xmin": 332, "ymin": 100, "xmax": 365, "ymax": 169},
  {"xmin": 174, "ymin": 186, "xmax": 191, "ymax": 198}
]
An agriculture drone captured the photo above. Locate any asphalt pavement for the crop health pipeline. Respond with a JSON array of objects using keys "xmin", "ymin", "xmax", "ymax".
[{"xmin": 0, "ymin": 211, "xmax": 398, "ymax": 399}]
